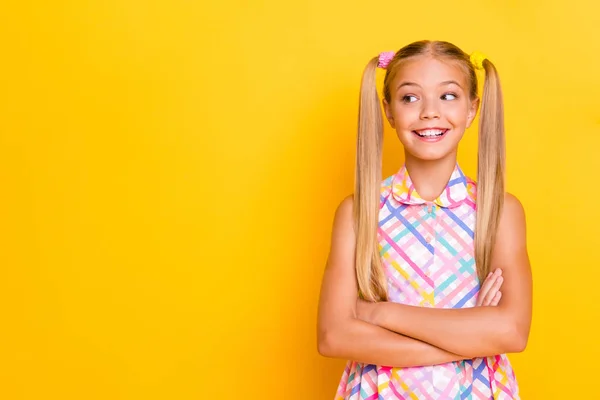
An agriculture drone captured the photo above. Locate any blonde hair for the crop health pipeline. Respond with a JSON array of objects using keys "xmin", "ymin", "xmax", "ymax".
[{"xmin": 354, "ymin": 40, "xmax": 505, "ymax": 301}]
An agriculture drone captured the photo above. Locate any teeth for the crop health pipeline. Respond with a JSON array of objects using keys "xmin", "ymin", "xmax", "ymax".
[{"xmin": 416, "ymin": 129, "xmax": 446, "ymax": 137}]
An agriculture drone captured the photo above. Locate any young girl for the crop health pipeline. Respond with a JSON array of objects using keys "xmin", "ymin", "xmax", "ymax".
[{"xmin": 317, "ymin": 40, "xmax": 532, "ymax": 399}]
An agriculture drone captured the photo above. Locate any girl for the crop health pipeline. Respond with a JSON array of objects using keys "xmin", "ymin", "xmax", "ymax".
[{"xmin": 317, "ymin": 40, "xmax": 532, "ymax": 399}]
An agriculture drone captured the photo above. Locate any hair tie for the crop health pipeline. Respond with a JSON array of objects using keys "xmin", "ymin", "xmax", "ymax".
[
  {"xmin": 470, "ymin": 51, "xmax": 487, "ymax": 70},
  {"xmin": 377, "ymin": 51, "xmax": 395, "ymax": 69}
]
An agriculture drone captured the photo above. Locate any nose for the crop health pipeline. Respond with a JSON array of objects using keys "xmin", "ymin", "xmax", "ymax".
[{"xmin": 419, "ymin": 98, "xmax": 440, "ymax": 120}]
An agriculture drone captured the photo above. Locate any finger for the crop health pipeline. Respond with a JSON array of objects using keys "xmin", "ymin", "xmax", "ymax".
[
  {"xmin": 477, "ymin": 272, "xmax": 493, "ymax": 306},
  {"xmin": 484, "ymin": 275, "xmax": 504, "ymax": 305},
  {"xmin": 483, "ymin": 276, "xmax": 504, "ymax": 306},
  {"xmin": 477, "ymin": 271, "xmax": 497, "ymax": 306},
  {"xmin": 481, "ymin": 269, "xmax": 503, "ymax": 299},
  {"xmin": 490, "ymin": 291, "xmax": 502, "ymax": 306},
  {"xmin": 477, "ymin": 272, "xmax": 492, "ymax": 306}
]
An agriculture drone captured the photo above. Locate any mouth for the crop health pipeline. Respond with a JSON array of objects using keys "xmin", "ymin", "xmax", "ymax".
[{"xmin": 412, "ymin": 128, "xmax": 449, "ymax": 142}]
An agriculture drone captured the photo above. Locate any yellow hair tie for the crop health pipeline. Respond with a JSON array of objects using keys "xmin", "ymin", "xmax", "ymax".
[{"xmin": 470, "ymin": 51, "xmax": 487, "ymax": 70}]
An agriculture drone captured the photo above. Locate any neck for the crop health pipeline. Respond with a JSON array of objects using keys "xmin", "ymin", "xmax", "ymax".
[{"xmin": 404, "ymin": 152, "xmax": 458, "ymax": 202}]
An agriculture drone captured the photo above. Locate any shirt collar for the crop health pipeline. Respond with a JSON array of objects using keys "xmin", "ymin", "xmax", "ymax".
[{"xmin": 390, "ymin": 163, "xmax": 473, "ymax": 208}]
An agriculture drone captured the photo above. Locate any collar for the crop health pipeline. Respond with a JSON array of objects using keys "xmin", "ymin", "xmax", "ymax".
[{"xmin": 390, "ymin": 163, "xmax": 474, "ymax": 208}]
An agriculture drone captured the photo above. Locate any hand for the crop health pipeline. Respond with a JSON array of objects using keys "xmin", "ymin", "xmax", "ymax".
[
  {"xmin": 356, "ymin": 298, "xmax": 378, "ymax": 324},
  {"xmin": 476, "ymin": 268, "xmax": 504, "ymax": 307}
]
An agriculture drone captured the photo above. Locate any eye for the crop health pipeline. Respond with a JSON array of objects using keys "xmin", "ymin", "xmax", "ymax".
[
  {"xmin": 442, "ymin": 93, "xmax": 458, "ymax": 100},
  {"xmin": 402, "ymin": 95, "xmax": 418, "ymax": 103}
]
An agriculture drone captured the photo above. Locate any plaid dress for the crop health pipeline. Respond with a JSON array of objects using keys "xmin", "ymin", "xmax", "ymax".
[{"xmin": 335, "ymin": 164, "xmax": 519, "ymax": 399}]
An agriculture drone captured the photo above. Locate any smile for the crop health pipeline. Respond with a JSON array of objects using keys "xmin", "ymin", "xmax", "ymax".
[{"xmin": 412, "ymin": 128, "xmax": 449, "ymax": 143}]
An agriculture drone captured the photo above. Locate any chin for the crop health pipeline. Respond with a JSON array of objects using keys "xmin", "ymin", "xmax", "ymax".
[
  {"xmin": 404, "ymin": 146, "xmax": 455, "ymax": 162},
  {"xmin": 413, "ymin": 153, "xmax": 449, "ymax": 162}
]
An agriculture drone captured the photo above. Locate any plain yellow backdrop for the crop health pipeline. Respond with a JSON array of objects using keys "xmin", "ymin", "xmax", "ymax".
[{"xmin": 0, "ymin": 0, "xmax": 599, "ymax": 399}]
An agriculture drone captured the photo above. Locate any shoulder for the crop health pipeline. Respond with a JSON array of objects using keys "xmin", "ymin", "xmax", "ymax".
[
  {"xmin": 375, "ymin": 174, "xmax": 395, "ymax": 202},
  {"xmin": 335, "ymin": 194, "xmax": 355, "ymax": 218},
  {"xmin": 502, "ymin": 192, "xmax": 526, "ymax": 223},
  {"xmin": 332, "ymin": 194, "xmax": 355, "ymax": 235},
  {"xmin": 328, "ymin": 195, "xmax": 358, "ymax": 259},
  {"xmin": 497, "ymin": 192, "xmax": 527, "ymax": 243},
  {"xmin": 462, "ymin": 174, "xmax": 477, "ymax": 201},
  {"xmin": 335, "ymin": 176, "xmax": 393, "ymax": 217},
  {"xmin": 382, "ymin": 174, "xmax": 395, "ymax": 186}
]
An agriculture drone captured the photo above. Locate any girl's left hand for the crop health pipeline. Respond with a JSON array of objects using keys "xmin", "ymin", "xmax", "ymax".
[{"xmin": 476, "ymin": 268, "xmax": 504, "ymax": 307}]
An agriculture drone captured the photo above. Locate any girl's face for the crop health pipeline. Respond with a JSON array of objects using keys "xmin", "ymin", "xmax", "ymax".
[{"xmin": 383, "ymin": 56, "xmax": 479, "ymax": 163}]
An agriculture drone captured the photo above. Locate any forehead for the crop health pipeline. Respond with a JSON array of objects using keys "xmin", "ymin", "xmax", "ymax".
[{"xmin": 393, "ymin": 56, "xmax": 468, "ymax": 88}]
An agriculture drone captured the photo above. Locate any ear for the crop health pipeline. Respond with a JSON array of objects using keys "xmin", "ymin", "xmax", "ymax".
[
  {"xmin": 466, "ymin": 97, "xmax": 480, "ymax": 128},
  {"xmin": 382, "ymin": 99, "xmax": 395, "ymax": 128}
]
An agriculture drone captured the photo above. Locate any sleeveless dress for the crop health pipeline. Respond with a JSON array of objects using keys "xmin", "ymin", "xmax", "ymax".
[{"xmin": 335, "ymin": 163, "xmax": 519, "ymax": 400}]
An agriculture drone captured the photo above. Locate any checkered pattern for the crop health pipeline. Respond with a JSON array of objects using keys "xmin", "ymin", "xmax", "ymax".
[{"xmin": 335, "ymin": 164, "xmax": 519, "ymax": 399}]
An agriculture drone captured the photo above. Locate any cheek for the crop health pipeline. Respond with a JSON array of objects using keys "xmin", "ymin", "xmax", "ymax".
[
  {"xmin": 446, "ymin": 106, "xmax": 470, "ymax": 126},
  {"xmin": 392, "ymin": 108, "xmax": 419, "ymax": 128}
]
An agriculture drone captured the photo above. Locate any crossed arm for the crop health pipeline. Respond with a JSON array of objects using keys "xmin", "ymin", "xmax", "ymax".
[{"xmin": 316, "ymin": 193, "xmax": 532, "ymax": 367}]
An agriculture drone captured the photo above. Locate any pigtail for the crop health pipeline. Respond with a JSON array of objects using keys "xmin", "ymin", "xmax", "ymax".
[
  {"xmin": 474, "ymin": 59, "xmax": 506, "ymax": 282},
  {"xmin": 354, "ymin": 57, "xmax": 387, "ymax": 302}
]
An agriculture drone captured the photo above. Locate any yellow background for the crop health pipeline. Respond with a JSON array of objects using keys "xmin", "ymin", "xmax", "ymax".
[{"xmin": 0, "ymin": 1, "xmax": 598, "ymax": 399}]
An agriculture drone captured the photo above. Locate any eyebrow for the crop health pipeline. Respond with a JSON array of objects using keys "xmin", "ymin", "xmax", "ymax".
[{"xmin": 396, "ymin": 80, "xmax": 463, "ymax": 91}]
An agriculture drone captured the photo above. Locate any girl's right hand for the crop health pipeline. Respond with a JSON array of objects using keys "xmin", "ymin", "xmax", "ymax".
[{"xmin": 476, "ymin": 268, "xmax": 504, "ymax": 307}]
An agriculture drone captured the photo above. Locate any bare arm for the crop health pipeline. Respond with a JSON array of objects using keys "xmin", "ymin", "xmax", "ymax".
[
  {"xmin": 357, "ymin": 193, "xmax": 533, "ymax": 358},
  {"xmin": 317, "ymin": 195, "xmax": 467, "ymax": 367}
]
